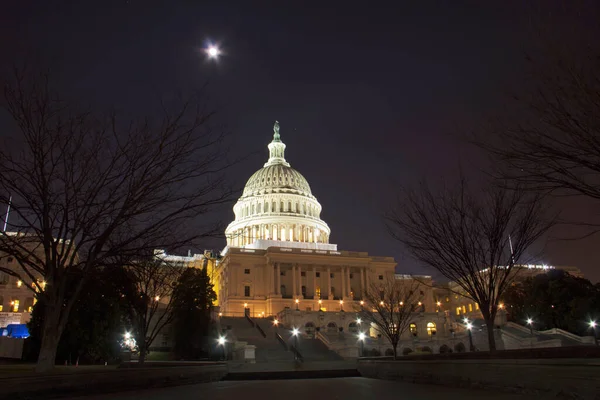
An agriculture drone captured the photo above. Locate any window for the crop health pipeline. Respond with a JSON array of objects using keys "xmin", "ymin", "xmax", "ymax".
[
  {"xmin": 378, "ymin": 275, "xmax": 384, "ymax": 280},
  {"xmin": 475, "ymin": 303, "xmax": 479, "ymax": 310},
  {"xmin": 301, "ymin": 286, "xmax": 306, "ymax": 297},
  {"xmin": 161, "ymin": 333, "xmax": 169, "ymax": 347},
  {"xmin": 281, "ymin": 271, "xmax": 286, "ymax": 276},
  {"xmin": 420, "ymin": 290, "xmax": 424, "ymax": 296},
  {"xmin": 349, "ymin": 273, "xmax": 353, "ymax": 279},
  {"xmin": 427, "ymin": 322, "xmax": 437, "ymax": 336},
  {"xmin": 330, "ymin": 273, "xmax": 334, "ymax": 278},
  {"xmin": 301, "ymin": 272, "xmax": 306, "ymax": 277},
  {"xmin": 462, "ymin": 305, "xmax": 466, "ymax": 314},
  {"xmin": 316, "ymin": 272, "xmax": 320, "ymax": 278},
  {"xmin": 446, "ymin": 297, "xmax": 450, "ymax": 302},
  {"xmin": 456, "ymin": 307, "xmax": 461, "ymax": 316},
  {"xmin": 244, "ymin": 286, "xmax": 250, "ymax": 297},
  {"xmin": 11, "ymin": 299, "xmax": 19, "ymax": 312},
  {"xmin": 281, "ymin": 285, "xmax": 286, "ymax": 296},
  {"xmin": 409, "ymin": 323, "xmax": 417, "ymax": 337},
  {"xmin": 244, "ymin": 269, "xmax": 250, "ymax": 274},
  {"xmin": 468, "ymin": 304, "xmax": 473, "ymax": 312},
  {"xmin": 316, "ymin": 287, "xmax": 321, "ymax": 299},
  {"xmin": 331, "ymin": 287, "xmax": 335, "ymax": 295}
]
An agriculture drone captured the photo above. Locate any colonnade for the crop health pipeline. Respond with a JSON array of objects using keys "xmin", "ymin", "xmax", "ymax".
[
  {"xmin": 269, "ymin": 263, "xmax": 371, "ymax": 300},
  {"xmin": 228, "ymin": 223, "xmax": 329, "ymax": 246}
]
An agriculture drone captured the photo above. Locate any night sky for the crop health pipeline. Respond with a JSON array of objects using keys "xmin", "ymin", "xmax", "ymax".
[{"xmin": 2, "ymin": 1, "xmax": 600, "ymax": 282}]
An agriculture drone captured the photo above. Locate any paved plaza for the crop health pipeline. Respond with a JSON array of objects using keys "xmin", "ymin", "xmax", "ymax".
[{"xmin": 80, "ymin": 377, "xmax": 535, "ymax": 400}]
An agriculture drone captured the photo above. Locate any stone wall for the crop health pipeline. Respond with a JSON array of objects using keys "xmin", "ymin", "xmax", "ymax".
[{"xmin": 358, "ymin": 358, "xmax": 600, "ymax": 399}]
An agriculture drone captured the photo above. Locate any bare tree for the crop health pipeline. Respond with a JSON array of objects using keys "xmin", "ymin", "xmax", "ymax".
[
  {"xmin": 476, "ymin": 32, "xmax": 600, "ymax": 232},
  {"xmin": 0, "ymin": 70, "xmax": 233, "ymax": 371},
  {"xmin": 124, "ymin": 256, "xmax": 185, "ymax": 364},
  {"xmin": 386, "ymin": 177, "xmax": 553, "ymax": 351},
  {"xmin": 356, "ymin": 277, "xmax": 420, "ymax": 359}
]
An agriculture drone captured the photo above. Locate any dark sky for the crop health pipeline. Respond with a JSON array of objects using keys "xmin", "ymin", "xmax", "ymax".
[{"xmin": 2, "ymin": 1, "xmax": 600, "ymax": 282}]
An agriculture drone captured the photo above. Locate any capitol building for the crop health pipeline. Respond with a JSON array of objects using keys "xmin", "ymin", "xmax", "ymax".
[{"xmin": 216, "ymin": 122, "xmax": 398, "ymax": 318}]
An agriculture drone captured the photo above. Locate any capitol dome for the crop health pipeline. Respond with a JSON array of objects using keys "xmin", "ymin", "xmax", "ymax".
[{"xmin": 225, "ymin": 121, "xmax": 332, "ymax": 249}]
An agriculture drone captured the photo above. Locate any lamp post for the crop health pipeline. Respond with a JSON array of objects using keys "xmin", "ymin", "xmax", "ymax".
[
  {"xmin": 526, "ymin": 318, "xmax": 534, "ymax": 335},
  {"xmin": 466, "ymin": 322, "xmax": 474, "ymax": 352},
  {"xmin": 292, "ymin": 328, "xmax": 300, "ymax": 361},
  {"xmin": 295, "ymin": 298, "xmax": 299, "ymax": 310},
  {"xmin": 273, "ymin": 318, "xmax": 279, "ymax": 328},
  {"xmin": 217, "ymin": 336, "xmax": 226, "ymax": 360},
  {"xmin": 318, "ymin": 299, "xmax": 322, "ymax": 311},
  {"xmin": 340, "ymin": 300, "xmax": 344, "ymax": 312},
  {"xmin": 358, "ymin": 332, "xmax": 366, "ymax": 357},
  {"xmin": 590, "ymin": 321, "xmax": 598, "ymax": 346},
  {"xmin": 359, "ymin": 300, "xmax": 364, "ymax": 309}
]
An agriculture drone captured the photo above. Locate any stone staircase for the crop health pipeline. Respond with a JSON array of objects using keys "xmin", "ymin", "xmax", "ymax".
[{"xmin": 219, "ymin": 316, "xmax": 294, "ymax": 363}]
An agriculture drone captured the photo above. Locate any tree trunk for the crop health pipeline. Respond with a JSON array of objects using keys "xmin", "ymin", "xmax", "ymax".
[
  {"xmin": 392, "ymin": 342, "xmax": 398, "ymax": 360},
  {"xmin": 138, "ymin": 343, "xmax": 147, "ymax": 364},
  {"xmin": 485, "ymin": 318, "xmax": 497, "ymax": 352},
  {"xmin": 36, "ymin": 303, "xmax": 65, "ymax": 372}
]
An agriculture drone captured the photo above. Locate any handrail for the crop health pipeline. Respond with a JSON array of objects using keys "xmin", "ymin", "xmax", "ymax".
[
  {"xmin": 290, "ymin": 344, "xmax": 304, "ymax": 363},
  {"xmin": 275, "ymin": 332, "xmax": 288, "ymax": 351},
  {"xmin": 245, "ymin": 313, "xmax": 255, "ymax": 328},
  {"xmin": 255, "ymin": 322, "xmax": 267, "ymax": 338}
]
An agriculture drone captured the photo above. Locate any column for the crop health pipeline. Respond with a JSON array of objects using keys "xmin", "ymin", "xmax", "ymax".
[
  {"xmin": 276, "ymin": 263, "xmax": 281, "ymax": 295},
  {"xmin": 347, "ymin": 267, "xmax": 351, "ymax": 298},
  {"xmin": 298, "ymin": 264, "xmax": 302, "ymax": 298},
  {"xmin": 292, "ymin": 264, "xmax": 297, "ymax": 298},
  {"xmin": 365, "ymin": 267, "xmax": 370, "ymax": 293},
  {"xmin": 269, "ymin": 263, "xmax": 274, "ymax": 296},
  {"xmin": 327, "ymin": 267, "xmax": 332, "ymax": 299},
  {"xmin": 360, "ymin": 267, "xmax": 365, "ymax": 298},
  {"xmin": 313, "ymin": 266, "xmax": 317, "ymax": 298},
  {"xmin": 341, "ymin": 267, "xmax": 346, "ymax": 298}
]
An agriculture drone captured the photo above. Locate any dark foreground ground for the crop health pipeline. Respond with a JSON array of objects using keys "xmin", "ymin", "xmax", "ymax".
[{"xmin": 77, "ymin": 377, "xmax": 535, "ymax": 400}]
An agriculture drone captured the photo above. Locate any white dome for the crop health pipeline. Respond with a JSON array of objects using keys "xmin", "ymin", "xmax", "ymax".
[{"xmin": 225, "ymin": 121, "xmax": 331, "ymax": 248}]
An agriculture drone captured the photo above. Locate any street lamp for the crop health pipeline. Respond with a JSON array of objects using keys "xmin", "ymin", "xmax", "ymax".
[
  {"xmin": 357, "ymin": 318, "xmax": 362, "ymax": 325},
  {"xmin": 273, "ymin": 319, "xmax": 279, "ymax": 327},
  {"xmin": 318, "ymin": 299, "xmax": 322, "ymax": 311},
  {"xmin": 526, "ymin": 318, "xmax": 534, "ymax": 335},
  {"xmin": 359, "ymin": 300, "xmax": 364, "ymax": 309},
  {"xmin": 217, "ymin": 336, "xmax": 226, "ymax": 360},
  {"xmin": 590, "ymin": 321, "xmax": 598, "ymax": 346},
  {"xmin": 295, "ymin": 298, "xmax": 299, "ymax": 310},
  {"xmin": 358, "ymin": 332, "xmax": 366, "ymax": 357},
  {"xmin": 340, "ymin": 300, "xmax": 344, "ymax": 311},
  {"xmin": 292, "ymin": 328, "xmax": 300, "ymax": 361},
  {"xmin": 466, "ymin": 322, "xmax": 474, "ymax": 352}
]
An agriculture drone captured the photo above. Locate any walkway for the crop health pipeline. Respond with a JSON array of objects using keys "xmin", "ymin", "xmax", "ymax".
[{"xmin": 80, "ymin": 377, "xmax": 535, "ymax": 399}]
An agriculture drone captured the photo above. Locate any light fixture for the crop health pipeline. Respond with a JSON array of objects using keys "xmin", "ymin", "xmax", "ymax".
[
  {"xmin": 154, "ymin": 296, "xmax": 160, "ymax": 302},
  {"xmin": 590, "ymin": 321, "xmax": 597, "ymax": 329},
  {"xmin": 466, "ymin": 323, "xmax": 473, "ymax": 330},
  {"xmin": 498, "ymin": 303, "xmax": 504, "ymax": 309},
  {"xmin": 244, "ymin": 303, "xmax": 248, "ymax": 308},
  {"xmin": 206, "ymin": 45, "xmax": 220, "ymax": 59},
  {"xmin": 218, "ymin": 336, "xmax": 226, "ymax": 345},
  {"xmin": 218, "ymin": 312, "xmax": 223, "ymax": 317},
  {"xmin": 418, "ymin": 301, "xmax": 422, "ymax": 306},
  {"xmin": 124, "ymin": 332, "xmax": 131, "ymax": 340},
  {"xmin": 356, "ymin": 318, "xmax": 362, "ymax": 325},
  {"xmin": 292, "ymin": 328, "xmax": 299, "ymax": 336},
  {"xmin": 295, "ymin": 299, "xmax": 299, "ymax": 304},
  {"xmin": 436, "ymin": 301, "xmax": 441, "ymax": 307},
  {"xmin": 273, "ymin": 319, "xmax": 279, "ymax": 326},
  {"xmin": 340, "ymin": 300, "xmax": 344, "ymax": 305},
  {"xmin": 379, "ymin": 301, "xmax": 384, "ymax": 305},
  {"xmin": 360, "ymin": 300, "xmax": 364, "ymax": 306},
  {"xmin": 526, "ymin": 318, "xmax": 533, "ymax": 325},
  {"xmin": 358, "ymin": 332, "xmax": 366, "ymax": 341},
  {"xmin": 318, "ymin": 299, "xmax": 322, "ymax": 304}
]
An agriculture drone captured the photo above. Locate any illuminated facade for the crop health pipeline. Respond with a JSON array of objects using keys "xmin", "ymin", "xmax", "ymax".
[{"xmin": 217, "ymin": 122, "xmax": 398, "ymax": 317}]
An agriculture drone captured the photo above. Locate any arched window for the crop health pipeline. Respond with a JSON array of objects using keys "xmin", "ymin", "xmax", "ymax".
[
  {"xmin": 327, "ymin": 322, "xmax": 337, "ymax": 333},
  {"xmin": 348, "ymin": 322, "xmax": 358, "ymax": 333},
  {"xmin": 315, "ymin": 287, "xmax": 321, "ymax": 299},
  {"xmin": 409, "ymin": 323, "xmax": 417, "ymax": 337},
  {"xmin": 331, "ymin": 287, "xmax": 335, "ymax": 296},
  {"xmin": 280, "ymin": 285, "xmax": 286, "ymax": 296},
  {"xmin": 427, "ymin": 322, "xmax": 437, "ymax": 336},
  {"xmin": 288, "ymin": 201, "xmax": 292, "ymax": 212},
  {"xmin": 252, "ymin": 204, "xmax": 255, "ymax": 214},
  {"xmin": 258, "ymin": 203, "xmax": 262, "ymax": 213},
  {"xmin": 272, "ymin": 202, "xmax": 276, "ymax": 212},
  {"xmin": 280, "ymin": 201, "xmax": 284, "ymax": 212},
  {"xmin": 301, "ymin": 285, "xmax": 307, "ymax": 297}
]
